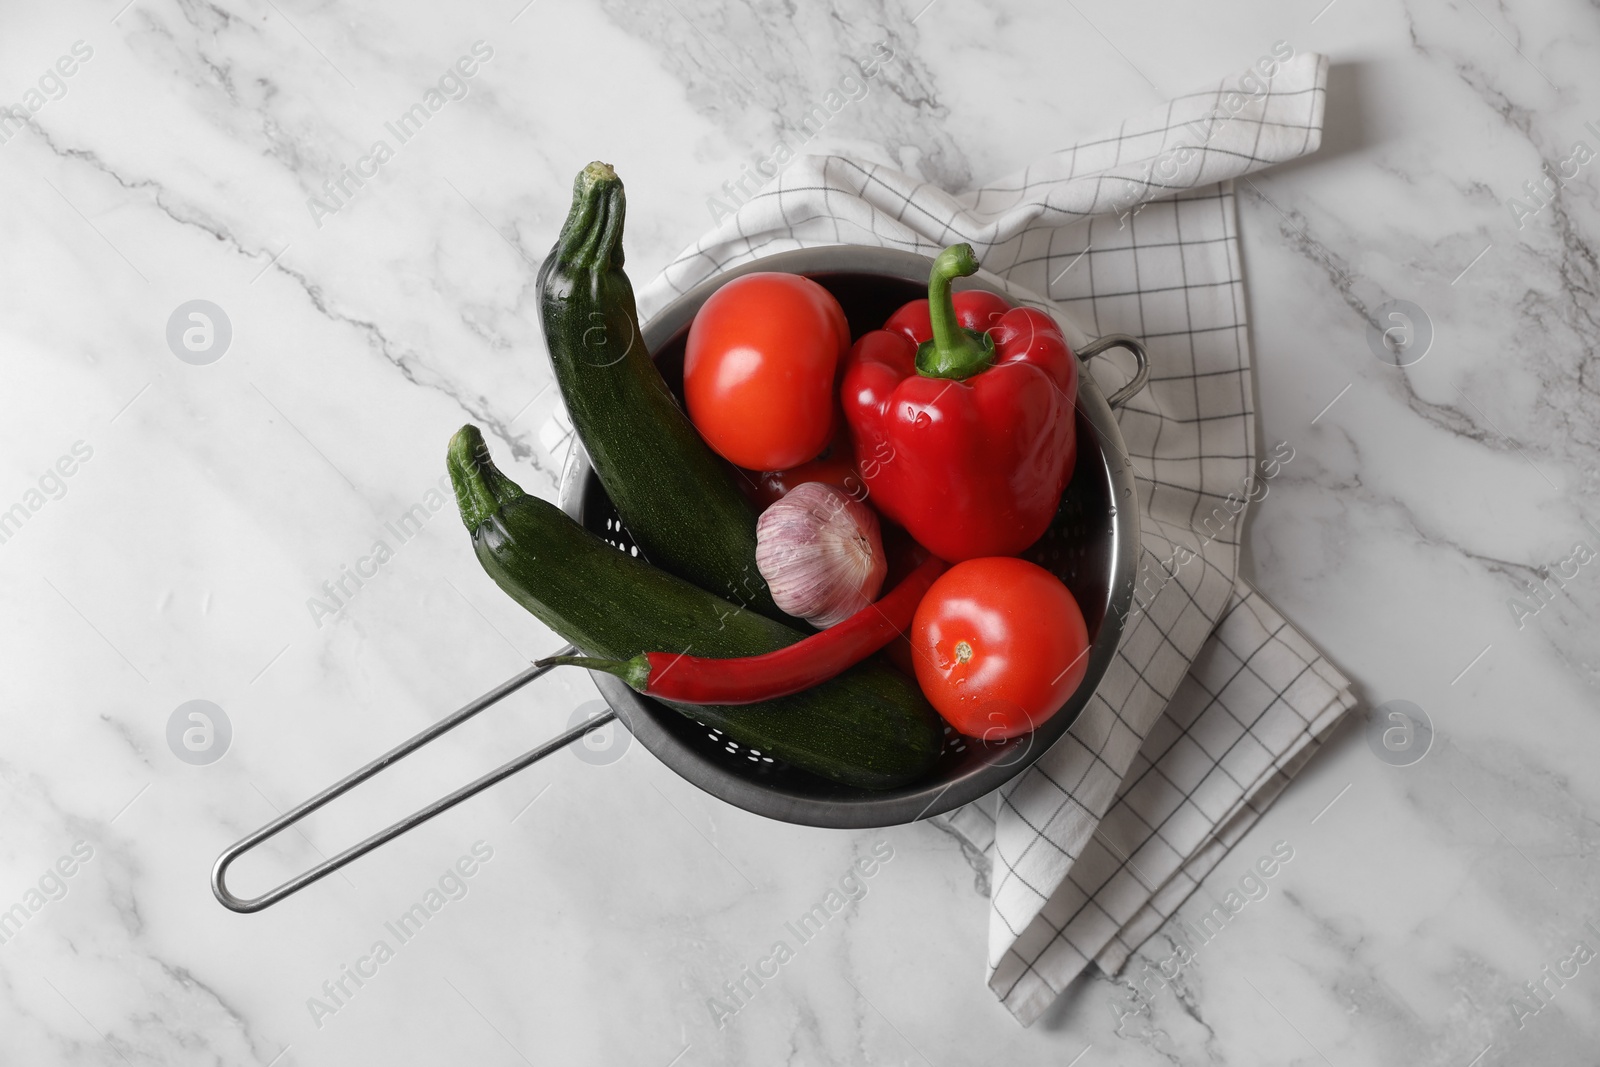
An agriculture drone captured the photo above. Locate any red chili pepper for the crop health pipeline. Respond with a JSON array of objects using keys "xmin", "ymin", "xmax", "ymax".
[
  {"xmin": 537, "ymin": 556, "xmax": 947, "ymax": 704},
  {"xmin": 840, "ymin": 243, "xmax": 1079, "ymax": 562}
]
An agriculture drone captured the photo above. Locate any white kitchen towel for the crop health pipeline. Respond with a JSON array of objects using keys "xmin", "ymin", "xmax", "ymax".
[{"xmin": 639, "ymin": 49, "xmax": 1356, "ymax": 1026}]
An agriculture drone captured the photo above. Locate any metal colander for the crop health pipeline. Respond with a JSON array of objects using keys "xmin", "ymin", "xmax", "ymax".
[
  {"xmin": 566, "ymin": 246, "xmax": 1145, "ymax": 829},
  {"xmin": 213, "ymin": 245, "xmax": 1146, "ymax": 912}
]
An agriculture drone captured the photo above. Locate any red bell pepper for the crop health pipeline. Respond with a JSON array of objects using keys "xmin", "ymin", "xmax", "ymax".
[{"xmin": 840, "ymin": 244, "xmax": 1079, "ymax": 562}]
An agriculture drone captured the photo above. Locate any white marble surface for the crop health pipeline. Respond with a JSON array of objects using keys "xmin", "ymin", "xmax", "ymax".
[{"xmin": 1, "ymin": 0, "xmax": 1597, "ymax": 1063}]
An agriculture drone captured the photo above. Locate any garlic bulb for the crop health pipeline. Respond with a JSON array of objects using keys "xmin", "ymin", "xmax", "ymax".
[{"xmin": 755, "ymin": 482, "xmax": 887, "ymax": 628}]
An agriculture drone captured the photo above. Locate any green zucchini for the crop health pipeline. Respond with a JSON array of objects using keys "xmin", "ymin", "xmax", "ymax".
[
  {"xmin": 537, "ymin": 161, "xmax": 782, "ymax": 620},
  {"xmin": 448, "ymin": 425, "xmax": 942, "ymax": 790}
]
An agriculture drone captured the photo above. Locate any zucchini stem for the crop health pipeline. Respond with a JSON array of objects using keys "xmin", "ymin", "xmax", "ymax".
[
  {"xmin": 448, "ymin": 425, "xmax": 525, "ymax": 529},
  {"xmin": 552, "ymin": 161, "xmax": 626, "ymax": 273}
]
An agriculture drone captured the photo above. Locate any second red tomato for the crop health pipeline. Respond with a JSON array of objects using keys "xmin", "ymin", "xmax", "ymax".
[
  {"xmin": 910, "ymin": 557, "xmax": 1090, "ymax": 741},
  {"xmin": 684, "ymin": 273, "xmax": 850, "ymax": 471}
]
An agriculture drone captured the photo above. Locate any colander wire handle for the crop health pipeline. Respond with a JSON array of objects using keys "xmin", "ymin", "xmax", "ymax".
[
  {"xmin": 211, "ymin": 644, "xmax": 605, "ymax": 913},
  {"xmin": 1078, "ymin": 334, "xmax": 1150, "ymax": 409}
]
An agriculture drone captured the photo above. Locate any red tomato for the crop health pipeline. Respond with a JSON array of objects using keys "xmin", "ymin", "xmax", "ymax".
[
  {"xmin": 910, "ymin": 557, "xmax": 1090, "ymax": 740},
  {"xmin": 737, "ymin": 424, "xmax": 862, "ymax": 509},
  {"xmin": 741, "ymin": 456, "xmax": 864, "ymax": 510},
  {"xmin": 684, "ymin": 273, "xmax": 850, "ymax": 471}
]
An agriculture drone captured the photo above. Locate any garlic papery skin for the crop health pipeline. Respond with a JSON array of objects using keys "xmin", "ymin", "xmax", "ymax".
[{"xmin": 755, "ymin": 482, "xmax": 888, "ymax": 628}]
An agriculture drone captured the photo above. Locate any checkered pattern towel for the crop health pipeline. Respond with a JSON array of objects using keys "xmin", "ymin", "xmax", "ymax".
[{"xmin": 638, "ymin": 50, "xmax": 1355, "ymax": 1026}]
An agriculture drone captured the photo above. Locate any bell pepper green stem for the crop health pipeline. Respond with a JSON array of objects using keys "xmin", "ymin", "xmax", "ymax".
[{"xmin": 915, "ymin": 243, "xmax": 995, "ymax": 380}]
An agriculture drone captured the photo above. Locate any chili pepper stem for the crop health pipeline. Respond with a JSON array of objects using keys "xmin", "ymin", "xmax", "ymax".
[
  {"xmin": 535, "ymin": 652, "xmax": 652, "ymax": 691},
  {"xmin": 916, "ymin": 243, "xmax": 995, "ymax": 380}
]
